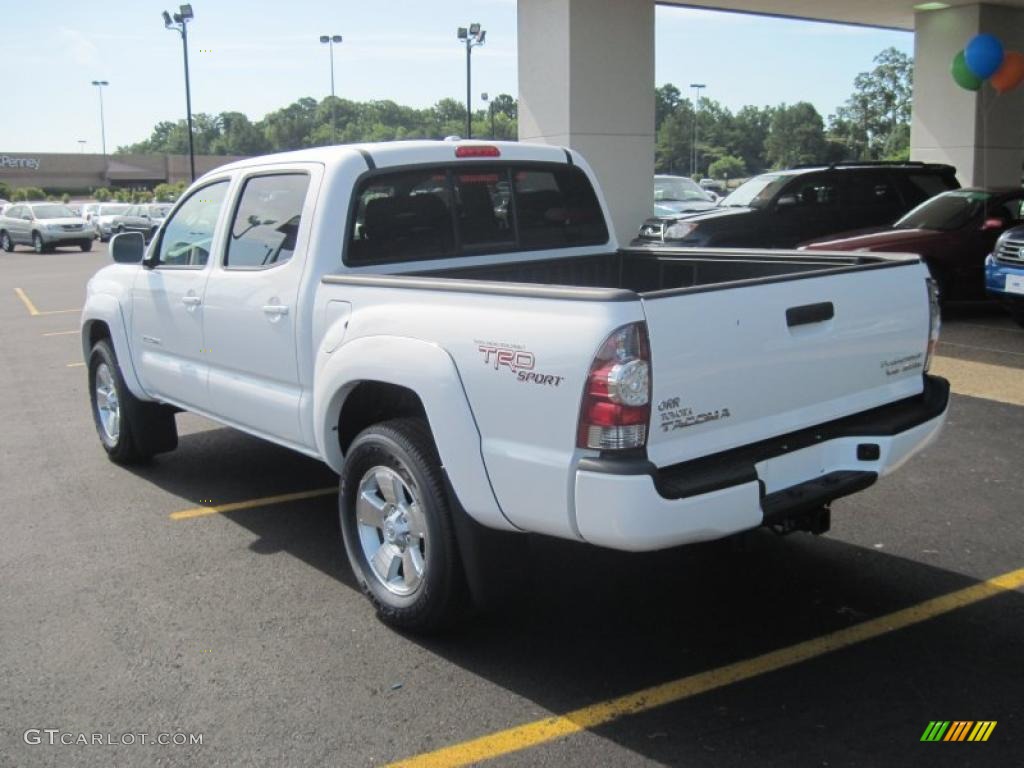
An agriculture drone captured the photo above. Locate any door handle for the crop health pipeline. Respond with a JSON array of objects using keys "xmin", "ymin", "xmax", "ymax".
[
  {"xmin": 181, "ymin": 295, "xmax": 202, "ymax": 307},
  {"xmin": 786, "ymin": 302, "xmax": 833, "ymax": 327},
  {"xmin": 262, "ymin": 304, "xmax": 289, "ymax": 316}
]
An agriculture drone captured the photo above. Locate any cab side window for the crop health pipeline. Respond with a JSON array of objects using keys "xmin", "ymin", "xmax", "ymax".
[
  {"xmin": 225, "ymin": 174, "xmax": 310, "ymax": 269},
  {"xmin": 787, "ymin": 176, "xmax": 839, "ymax": 208},
  {"xmin": 155, "ymin": 180, "xmax": 229, "ymax": 267}
]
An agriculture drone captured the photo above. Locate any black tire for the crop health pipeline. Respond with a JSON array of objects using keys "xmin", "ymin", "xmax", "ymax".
[
  {"xmin": 32, "ymin": 232, "xmax": 47, "ymax": 254},
  {"xmin": 80, "ymin": 240, "xmax": 93, "ymax": 252},
  {"xmin": 0, "ymin": 231, "xmax": 12, "ymax": 252},
  {"xmin": 339, "ymin": 418, "xmax": 465, "ymax": 633},
  {"xmin": 88, "ymin": 340, "xmax": 178, "ymax": 464}
]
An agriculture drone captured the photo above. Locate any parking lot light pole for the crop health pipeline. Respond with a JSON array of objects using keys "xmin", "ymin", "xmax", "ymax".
[
  {"xmin": 90, "ymin": 81, "xmax": 109, "ymax": 157},
  {"xmin": 78, "ymin": 140, "xmax": 87, "ymax": 153},
  {"xmin": 457, "ymin": 24, "xmax": 486, "ymax": 139},
  {"xmin": 481, "ymin": 92, "xmax": 496, "ymax": 139},
  {"xmin": 690, "ymin": 83, "xmax": 705, "ymax": 178},
  {"xmin": 319, "ymin": 34, "xmax": 343, "ymax": 145},
  {"xmin": 163, "ymin": 5, "xmax": 196, "ymax": 182}
]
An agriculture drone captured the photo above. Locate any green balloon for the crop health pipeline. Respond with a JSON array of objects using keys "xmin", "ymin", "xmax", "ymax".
[{"xmin": 952, "ymin": 49, "xmax": 983, "ymax": 91}]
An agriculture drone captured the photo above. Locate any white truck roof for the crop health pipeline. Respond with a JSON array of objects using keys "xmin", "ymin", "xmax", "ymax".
[{"xmin": 209, "ymin": 140, "xmax": 574, "ymax": 177}]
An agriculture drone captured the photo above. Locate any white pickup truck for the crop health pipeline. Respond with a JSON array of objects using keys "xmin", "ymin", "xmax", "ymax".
[{"xmin": 82, "ymin": 141, "xmax": 949, "ymax": 631}]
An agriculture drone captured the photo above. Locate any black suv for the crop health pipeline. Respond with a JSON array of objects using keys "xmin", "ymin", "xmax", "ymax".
[{"xmin": 634, "ymin": 162, "xmax": 961, "ymax": 248}]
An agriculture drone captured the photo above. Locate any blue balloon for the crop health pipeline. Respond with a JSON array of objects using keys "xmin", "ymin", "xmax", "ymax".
[{"xmin": 965, "ymin": 33, "xmax": 1004, "ymax": 79}]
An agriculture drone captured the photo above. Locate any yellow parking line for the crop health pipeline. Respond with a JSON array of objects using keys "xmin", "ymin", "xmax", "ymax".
[
  {"xmin": 13, "ymin": 287, "xmax": 80, "ymax": 317},
  {"xmin": 931, "ymin": 355, "xmax": 1024, "ymax": 407},
  {"xmin": 14, "ymin": 287, "xmax": 40, "ymax": 316},
  {"xmin": 169, "ymin": 487, "xmax": 336, "ymax": 520},
  {"xmin": 43, "ymin": 329, "xmax": 79, "ymax": 337},
  {"xmin": 387, "ymin": 566, "xmax": 1024, "ymax": 768}
]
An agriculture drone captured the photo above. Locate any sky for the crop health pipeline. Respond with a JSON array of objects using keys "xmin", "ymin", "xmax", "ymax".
[{"xmin": 4, "ymin": 1, "xmax": 912, "ymax": 153}]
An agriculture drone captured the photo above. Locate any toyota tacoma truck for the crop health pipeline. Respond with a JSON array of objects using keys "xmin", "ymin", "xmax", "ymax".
[{"xmin": 81, "ymin": 141, "xmax": 949, "ymax": 631}]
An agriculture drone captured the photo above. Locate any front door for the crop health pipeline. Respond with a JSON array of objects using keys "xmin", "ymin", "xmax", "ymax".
[
  {"xmin": 130, "ymin": 179, "xmax": 231, "ymax": 410},
  {"xmin": 202, "ymin": 170, "xmax": 315, "ymax": 447},
  {"xmin": 771, "ymin": 173, "xmax": 843, "ymax": 247}
]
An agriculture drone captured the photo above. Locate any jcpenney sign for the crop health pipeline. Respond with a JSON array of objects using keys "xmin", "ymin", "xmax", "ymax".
[{"xmin": 0, "ymin": 155, "xmax": 41, "ymax": 170}]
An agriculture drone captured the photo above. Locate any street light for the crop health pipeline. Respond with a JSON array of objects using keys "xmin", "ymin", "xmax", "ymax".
[
  {"xmin": 689, "ymin": 83, "xmax": 706, "ymax": 178},
  {"xmin": 481, "ymin": 92, "xmax": 496, "ymax": 139},
  {"xmin": 319, "ymin": 34, "xmax": 343, "ymax": 145},
  {"xmin": 90, "ymin": 81, "xmax": 109, "ymax": 157},
  {"xmin": 457, "ymin": 23, "xmax": 486, "ymax": 139},
  {"xmin": 163, "ymin": 4, "xmax": 196, "ymax": 182},
  {"xmin": 78, "ymin": 140, "xmax": 87, "ymax": 154}
]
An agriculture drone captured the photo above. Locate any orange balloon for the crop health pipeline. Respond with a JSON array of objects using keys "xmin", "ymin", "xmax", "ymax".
[{"xmin": 991, "ymin": 50, "xmax": 1024, "ymax": 94}]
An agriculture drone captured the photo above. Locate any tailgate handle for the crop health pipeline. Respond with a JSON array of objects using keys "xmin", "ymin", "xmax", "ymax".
[{"xmin": 786, "ymin": 302, "xmax": 833, "ymax": 327}]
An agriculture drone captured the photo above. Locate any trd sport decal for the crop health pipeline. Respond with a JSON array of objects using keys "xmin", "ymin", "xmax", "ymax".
[{"xmin": 476, "ymin": 341, "xmax": 565, "ymax": 387}]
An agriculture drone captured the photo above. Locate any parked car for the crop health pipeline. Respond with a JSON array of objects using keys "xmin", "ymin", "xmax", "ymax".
[
  {"xmin": 986, "ymin": 225, "xmax": 1024, "ymax": 326},
  {"xmin": 81, "ymin": 141, "xmax": 948, "ymax": 632},
  {"xmin": 699, "ymin": 178, "xmax": 726, "ymax": 195},
  {"xmin": 108, "ymin": 205, "xmax": 161, "ymax": 240},
  {"xmin": 0, "ymin": 202, "xmax": 92, "ymax": 253},
  {"xmin": 653, "ymin": 174, "xmax": 717, "ymax": 216},
  {"xmin": 143, "ymin": 203, "xmax": 173, "ymax": 231},
  {"xmin": 91, "ymin": 204, "xmax": 132, "ymax": 241},
  {"xmin": 802, "ymin": 188, "xmax": 1024, "ymax": 304},
  {"xmin": 81, "ymin": 203, "xmax": 100, "ymax": 224},
  {"xmin": 635, "ymin": 162, "xmax": 960, "ymax": 247}
]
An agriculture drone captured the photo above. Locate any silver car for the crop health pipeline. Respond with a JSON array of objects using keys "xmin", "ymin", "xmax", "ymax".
[
  {"xmin": 0, "ymin": 202, "xmax": 92, "ymax": 253},
  {"xmin": 107, "ymin": 204, "xmax": 161, "ymax": 240},
  {"xmin": 91, "ymin": 203, "xmax": 133, "ymax": 241},
  {"xmin": 142, "ymin": 203, "xmax": 173, "ymax": 237}
]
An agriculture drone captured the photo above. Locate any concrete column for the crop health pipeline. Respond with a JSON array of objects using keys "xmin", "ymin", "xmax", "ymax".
[
  {"xmin": 911, "ymin": 4, "xmax": 1024, "ymax": 187},
  {"xmin": 518, "ymin": 0, "xmax": 655, "ymax": 243}
]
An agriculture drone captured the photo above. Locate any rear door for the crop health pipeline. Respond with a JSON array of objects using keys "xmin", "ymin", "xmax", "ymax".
[
  {"xmin": 642, "ymin": 261, "xmax": 930, "ymax": 467},
  {"xmin": 201, "ymin": 168, "xmax": 317, "ymax": 447},
  {"xmin": 838, "ymin": 171, "xmax": 905, "ymax": 230}
]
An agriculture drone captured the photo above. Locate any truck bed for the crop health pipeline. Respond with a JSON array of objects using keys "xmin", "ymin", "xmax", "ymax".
[{"xmin": 409, "ymin": 248, "xmax": 911, "ymax": 297}]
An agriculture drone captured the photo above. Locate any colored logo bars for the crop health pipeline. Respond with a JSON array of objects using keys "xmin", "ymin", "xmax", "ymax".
[{"xmin": 921, "ymin": 721, "xmax": 997, "ymax": 742}]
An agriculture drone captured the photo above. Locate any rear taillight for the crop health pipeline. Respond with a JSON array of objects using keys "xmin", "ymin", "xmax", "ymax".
[
  {"xmin": 925, "ymin": 278, "xmax": 941, "ymax": 372},
  {"xmin": 577, "ymin": 323, "xmax": 651, "ymax": 450}
]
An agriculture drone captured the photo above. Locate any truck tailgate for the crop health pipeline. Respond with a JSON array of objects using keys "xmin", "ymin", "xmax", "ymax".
[{"xmin": 642, "ymin": 262, "xmax": 930, "ymax": 467}]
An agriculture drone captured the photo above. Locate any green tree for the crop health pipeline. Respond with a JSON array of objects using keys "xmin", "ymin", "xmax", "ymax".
[
  {"xmin": 655, "ymin": 101, "xmax": 695, "ymax": 174},
  {"xmin": 655, "ymin": 84, "xmax": 682, "ymax": 130},
  {"xmin": 93, "ymin": 187, "xmax": 112, "ymax": 202},
  {"xmin": 708, "ymin": 155, "xmax": 746, "ymax": 180},
  {"xmin": 491, "ymin": 94, "xmax": 517, "ymax": 120},
  {"xmin": 61, "ymin": 193, "xmax": 71, "ymax": 204},
  {"xmin": 830, "ymin": 47, "xmax": 913, "ymax": 160},
  {"xmin": 152, "ymin": 182, "xmax": 185, "ymax": 202},
  {"xmin": 0, "ymin": 181, "xmax": 10, "ymax": 200},
  {"xmin": 766, "ymin": 102, "xmax": 828, "ymax": 168},
  {"xmin": 12, "ymin": 186, "xmax": 45, "ymax": 201}
]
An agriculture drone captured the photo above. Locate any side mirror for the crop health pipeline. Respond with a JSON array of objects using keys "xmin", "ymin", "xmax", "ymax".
[
  {"xmin": 981, "ymin": 217, "xmax": 1005, "ymax": 231},
  {"xmin": 110, "ymin": 231, "xmax": 145, "ymax": 264},
  {"xmin": 776, "ymin": 194, "xmax": 799, "ymax": 209}
]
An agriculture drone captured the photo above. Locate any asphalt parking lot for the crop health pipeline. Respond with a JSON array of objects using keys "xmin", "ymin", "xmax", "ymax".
[{"xmin": 2, "ymin": 243, "xmax": 1023, "ymax": 768}]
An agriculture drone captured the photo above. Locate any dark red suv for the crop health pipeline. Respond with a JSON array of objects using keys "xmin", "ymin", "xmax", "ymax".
[{"xmin": 801, "ymin": 187, "xmax": 1024, "ymax": 303}]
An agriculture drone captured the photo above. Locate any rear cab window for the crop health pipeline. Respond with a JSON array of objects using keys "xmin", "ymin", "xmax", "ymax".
[{"xmin": 345, "ymin": 162, "xmax": 607, "ymax": 266}]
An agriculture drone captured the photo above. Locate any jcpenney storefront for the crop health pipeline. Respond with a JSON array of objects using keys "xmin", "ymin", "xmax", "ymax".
[{"xmin": 0, "ymin": 152, "xmax": 247, "ymax": 193}]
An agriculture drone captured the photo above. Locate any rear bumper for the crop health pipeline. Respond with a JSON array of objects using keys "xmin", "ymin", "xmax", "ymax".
[{"xmin": 573, "ymin": 375, "xmax": 950, "ymax": 552}]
